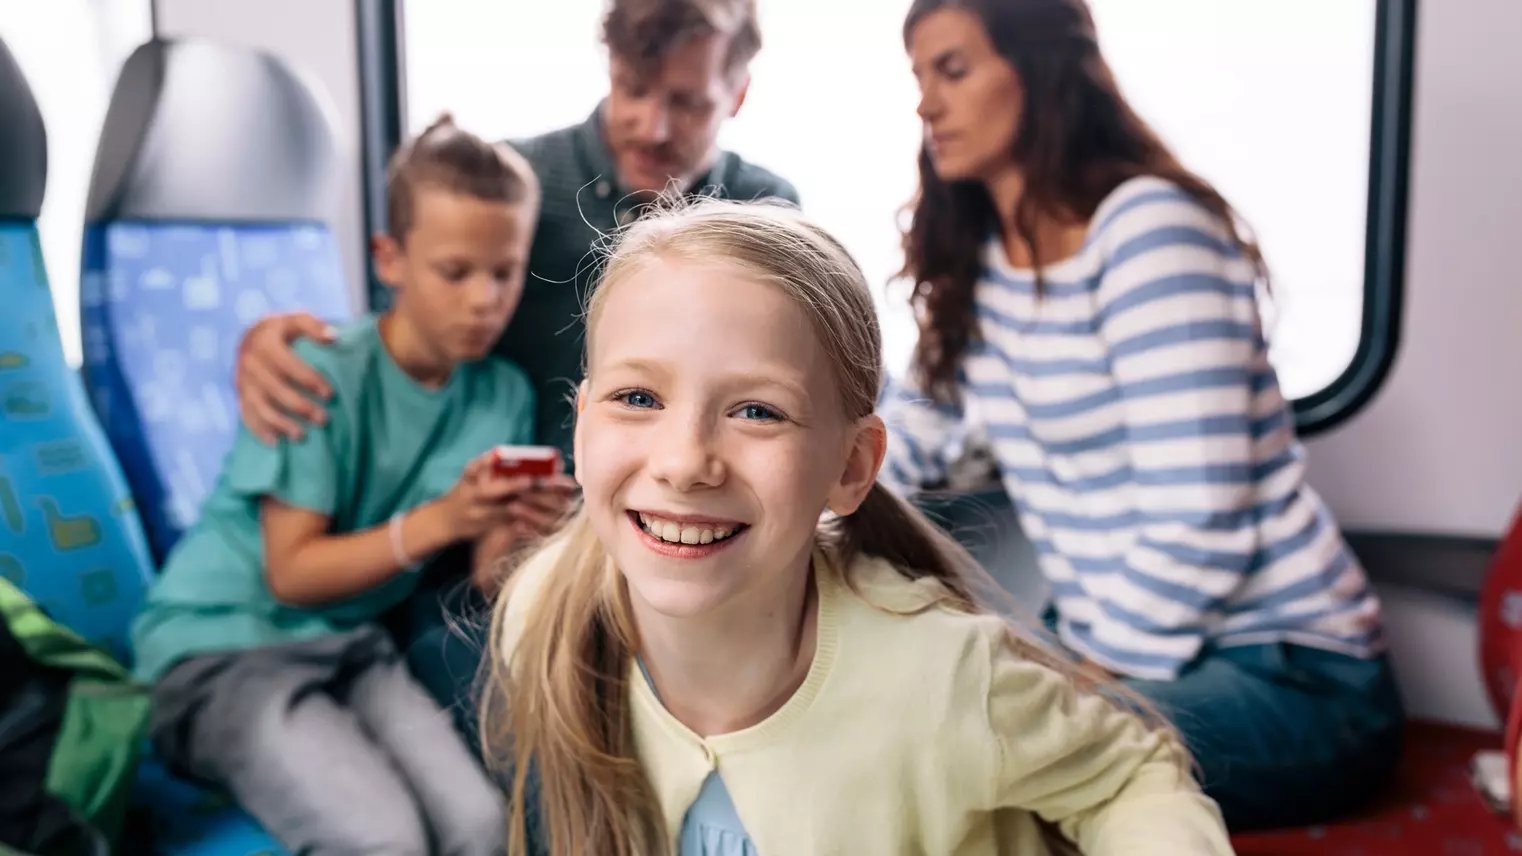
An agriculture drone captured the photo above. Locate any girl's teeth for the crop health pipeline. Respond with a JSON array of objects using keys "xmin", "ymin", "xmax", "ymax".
[{"xmin": 639, "ymin": 514, "xmax": 738, "ymax": 545}]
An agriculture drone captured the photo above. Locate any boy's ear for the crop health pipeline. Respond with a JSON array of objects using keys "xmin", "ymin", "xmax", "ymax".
[
  {"xmin": 371, "ymin": 233, "xmax": 405, "ymax": 288},
  {"xmin": 827, "ymin": 414, "xmax": 887, "ymax": 517}
]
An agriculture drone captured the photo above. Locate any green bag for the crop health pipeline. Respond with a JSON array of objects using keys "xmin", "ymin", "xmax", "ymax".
[{"xmin": 0, "ymin": 578, "xmax": 151, "ymax": 855}]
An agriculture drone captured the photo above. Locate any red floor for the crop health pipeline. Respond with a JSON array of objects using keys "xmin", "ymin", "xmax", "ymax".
[{"xmin": 1231, "ymin": 721, "xmax": 1520, "ymax": 855}]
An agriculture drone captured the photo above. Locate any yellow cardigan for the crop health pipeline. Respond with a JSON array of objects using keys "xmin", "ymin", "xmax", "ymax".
[{"xmin": 501, "ymin": 544, "xmax": 1234, "ymax": 855}]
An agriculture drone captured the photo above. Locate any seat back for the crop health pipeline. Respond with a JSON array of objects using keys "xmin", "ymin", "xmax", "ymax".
[
  {"xmin": 1478, "ymin": 501, "xmax": 1522, "ymax": 803},
  {"xmin": 0, "ymin": 35, "xmax": 154, "ymax": 662},
  {"xmin": 80, "ymin": 39, "xmax": 354, "ymax": 562}
]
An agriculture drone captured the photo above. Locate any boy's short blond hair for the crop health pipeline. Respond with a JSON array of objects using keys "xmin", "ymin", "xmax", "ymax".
[{"xmin": 384, "ymin": 113, "xmax": 539, "ymax": 243}]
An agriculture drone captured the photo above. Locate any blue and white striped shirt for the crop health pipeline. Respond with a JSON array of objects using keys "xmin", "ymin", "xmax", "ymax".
[{"xmin": 880, "ymin": 176, "xmax": 1383, "ymax": 681}]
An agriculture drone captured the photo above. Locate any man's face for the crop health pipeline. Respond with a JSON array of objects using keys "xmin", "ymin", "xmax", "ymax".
[{"xmin": 603, "ymin": 33, "xmax": 749, "ymax": 194}]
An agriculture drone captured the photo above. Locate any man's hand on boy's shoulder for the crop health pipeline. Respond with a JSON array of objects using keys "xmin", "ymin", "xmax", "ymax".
[{"xmin": 235, "ymin": 311, "xmax": 338, "ymax": 444}]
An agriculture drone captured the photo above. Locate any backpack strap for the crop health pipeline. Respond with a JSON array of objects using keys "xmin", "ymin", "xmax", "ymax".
[
  {"xmin": 0, "ymin": 581, "xmax": 133, "ymax": 684},
  {"xmin": 0, "ymin": 579, "xmax": 149, "ymax": 850}
]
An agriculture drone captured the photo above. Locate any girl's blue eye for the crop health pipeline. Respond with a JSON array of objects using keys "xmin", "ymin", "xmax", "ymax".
[
  {"xmin": 738, "ymin": 403, "xmax": 780, "ymax": 422},
  {"xmin": 619, "ymin": 390, "xmax": 658, "ymax": 409}
]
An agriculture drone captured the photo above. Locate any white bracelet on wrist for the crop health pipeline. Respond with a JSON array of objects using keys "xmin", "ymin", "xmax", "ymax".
[{"xmin": 390, "ymin": 512, "xmax": 421, "ymax": 573}]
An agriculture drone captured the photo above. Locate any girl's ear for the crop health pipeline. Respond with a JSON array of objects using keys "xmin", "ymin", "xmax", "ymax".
[
  {"xmin": 572, "ymin": 380, "xmax": 589, "ymax": 485},
  {"xmin": 827, "ymin": 414, "xmax": 887, "ymax": 517}
]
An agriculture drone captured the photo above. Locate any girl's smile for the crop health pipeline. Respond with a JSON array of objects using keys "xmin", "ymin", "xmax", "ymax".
[{"xmin": 628, "ymin": 510, "xmax": 750, "ymax": 559}]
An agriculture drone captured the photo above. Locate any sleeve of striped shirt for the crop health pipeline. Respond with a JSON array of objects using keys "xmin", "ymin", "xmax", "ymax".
[
  {"xmin": 877, "ymin": 371, "xmax": 968, "ymax": 496},
  {"xmin": 1089, "ymin": 188, "xmax": 1268, "ymax": 679}
]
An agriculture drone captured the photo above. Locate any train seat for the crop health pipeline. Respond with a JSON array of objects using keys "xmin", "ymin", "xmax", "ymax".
[
  {"xmin": 1231, "ymin": 721, "xmax": 1513, "ymax": 855},
  {"xmin": 0, "ymin": 31, "xmax": 154, "ymax": 668},
  {"xmin": 1231, "ymin": 515, "xmax": 1522, "ymax": 854},
  {"xmin": 78, "ymin": 35, "xmax": 362, "ymax": 856},
  {"xmin": 80, "ymin": 37, "xmax": 353, "ymax": 566}
]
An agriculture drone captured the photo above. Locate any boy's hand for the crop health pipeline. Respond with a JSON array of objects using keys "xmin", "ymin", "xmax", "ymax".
[
  {"xmin": 236, "ymin": 312, "xmax": 337, "ymax": 443},
  {"xmin": 467, "ymin": 475, "xmax": 578, "ymax": 597},
  {"xmin": 503, "ymin": 474, "xmax": 579, "ymax": 537},
  {"xmin": 438, "ymin": 452, "xmax": 533, "ymax": 542},
  {"xmin": 471, "ymin": 524, "xmax": 517, "ymax": 598}
]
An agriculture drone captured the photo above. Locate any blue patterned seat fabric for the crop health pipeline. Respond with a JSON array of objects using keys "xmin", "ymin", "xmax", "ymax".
[
  {"xmin": 79, "ymin": 36, "xmax": 351, "ymax": 568},
  {"xmin": 4, "ymin": 30, "xmax": 292, "ymax": 856},
  {"xmin": 81, "ymin": 221, "xmax": 351, "ymax": 561},
  {"xmin": 0, "ymin": 26, "xmax": 156, "ymax": 665},
  {"xmin": 131, "ymin": 757, "xmax": 286, "ymax": 856},
  {"xmin": 0, "ymin": 222, "xmax": 156, "ymax": 663},
  {"xmin": 68, "ymin": 34, "xmax": 356, "ymax": 855}
]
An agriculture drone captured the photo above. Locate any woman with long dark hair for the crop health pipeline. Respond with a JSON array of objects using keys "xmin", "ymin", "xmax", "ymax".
[{"xmin": 883, "ymin": 0, "xmax": 1406, "ymax": 832}]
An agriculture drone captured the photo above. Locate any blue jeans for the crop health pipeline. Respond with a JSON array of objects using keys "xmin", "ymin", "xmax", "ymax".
[{"xmin": 1123, "ymin": 641, "xmax": 1405, "ymax": 831}]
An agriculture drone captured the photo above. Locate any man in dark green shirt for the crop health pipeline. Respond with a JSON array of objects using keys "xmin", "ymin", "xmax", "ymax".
[
  {"xmin": 234, "ymin": 0, "xmax": 797, "ymax": 460},
  {"xmin": 504, "ymin": 103, "xmax": 797, "ymax": 454}
]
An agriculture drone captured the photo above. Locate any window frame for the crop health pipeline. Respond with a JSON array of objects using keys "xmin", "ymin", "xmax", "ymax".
[
  {"xmin": 1290, "ymin": 0, "xmax": 1415, "ymax": 435},
  {"xmin": 354, "ymin": 0, "xmax": 406, "ymax": 312},
  {"xmin": 361, "ymin": 0, "xmax": 1417, "ymax": 435}
]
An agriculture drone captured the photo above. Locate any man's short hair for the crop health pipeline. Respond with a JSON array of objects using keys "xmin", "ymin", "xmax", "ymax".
[{"xmin": 601, "ymin": 0, "xmax": 761, "ymax": 80}]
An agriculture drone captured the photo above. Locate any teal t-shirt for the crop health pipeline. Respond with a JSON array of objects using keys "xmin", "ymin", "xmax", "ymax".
[{"xmin": 130, "ymin": 315, "xmax": 535, "ymax": 681}]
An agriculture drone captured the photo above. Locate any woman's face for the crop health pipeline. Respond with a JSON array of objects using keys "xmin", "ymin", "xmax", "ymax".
[{"xmin": 908, "ymin": 7, "xmax": 1024, "ymax": 182}]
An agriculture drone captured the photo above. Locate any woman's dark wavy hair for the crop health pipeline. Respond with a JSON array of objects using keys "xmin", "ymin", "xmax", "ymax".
[{"xmin": 900, "ymin": 0, "xmax": 1267, "ymax": 404}]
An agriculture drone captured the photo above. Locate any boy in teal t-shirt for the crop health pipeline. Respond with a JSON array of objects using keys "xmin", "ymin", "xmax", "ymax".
[{"xmin": 129, "ymin": 116, "xmax": 572, "ymax": 856}]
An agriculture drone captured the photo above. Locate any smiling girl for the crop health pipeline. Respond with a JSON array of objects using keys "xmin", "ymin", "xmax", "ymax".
[{"xmin": 481, "ymin": 198, "xmax": 1235, "ymax": 856}]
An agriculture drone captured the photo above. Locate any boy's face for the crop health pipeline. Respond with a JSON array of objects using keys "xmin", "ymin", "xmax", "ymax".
[{"xmin": 375, "ymin": 186, "xmax": 536, "ymax": 365}]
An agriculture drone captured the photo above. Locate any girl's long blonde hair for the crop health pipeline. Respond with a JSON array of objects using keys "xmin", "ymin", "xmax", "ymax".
[{"xmin": 480, "ymin": 197, "xmax": 1186, "ymax": 855}]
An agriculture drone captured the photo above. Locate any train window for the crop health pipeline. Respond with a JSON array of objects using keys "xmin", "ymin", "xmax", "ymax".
[
  {"xmin": 1086, "ymin": 0, "xmax": 1411, "ymax": 432},
  {"xmin": 0, "ymin": 0, "xmax": 152, "ymax": 366},
  {"xmin": 396, "ymin": 0, "xmax": 1410, "ymax": 432}
]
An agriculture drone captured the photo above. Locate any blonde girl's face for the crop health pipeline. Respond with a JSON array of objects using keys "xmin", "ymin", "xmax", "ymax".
[{"xmin": 574, "ymin": 256, "xmax": 881, "ymax": 620}]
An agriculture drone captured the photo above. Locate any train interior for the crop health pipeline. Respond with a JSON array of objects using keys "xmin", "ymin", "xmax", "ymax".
[{"xmin": 1, "ymin": 0, "xmax": 1520, "ymax": 854}]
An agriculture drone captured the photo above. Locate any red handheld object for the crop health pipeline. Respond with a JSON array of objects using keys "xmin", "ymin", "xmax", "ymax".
[{"xmin": 490, "ymin": 445, "xmax": 563, "ymax": 479}]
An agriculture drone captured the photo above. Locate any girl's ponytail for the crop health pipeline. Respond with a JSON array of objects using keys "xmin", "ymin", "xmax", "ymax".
[
  {"xmin": 838, "ymin": 484, "xmax": 971, "ymax": 582},
  {"xmin": 834, "ymin": 481, "xmax": 1020, "ymax": 617},
  {"xmin": 837, "ymin": 482, "xmax": 1113, "ymax": 856},
  {"xmin": 480, "ymin": 510, "xmax": 662, "ymax": 856}
]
